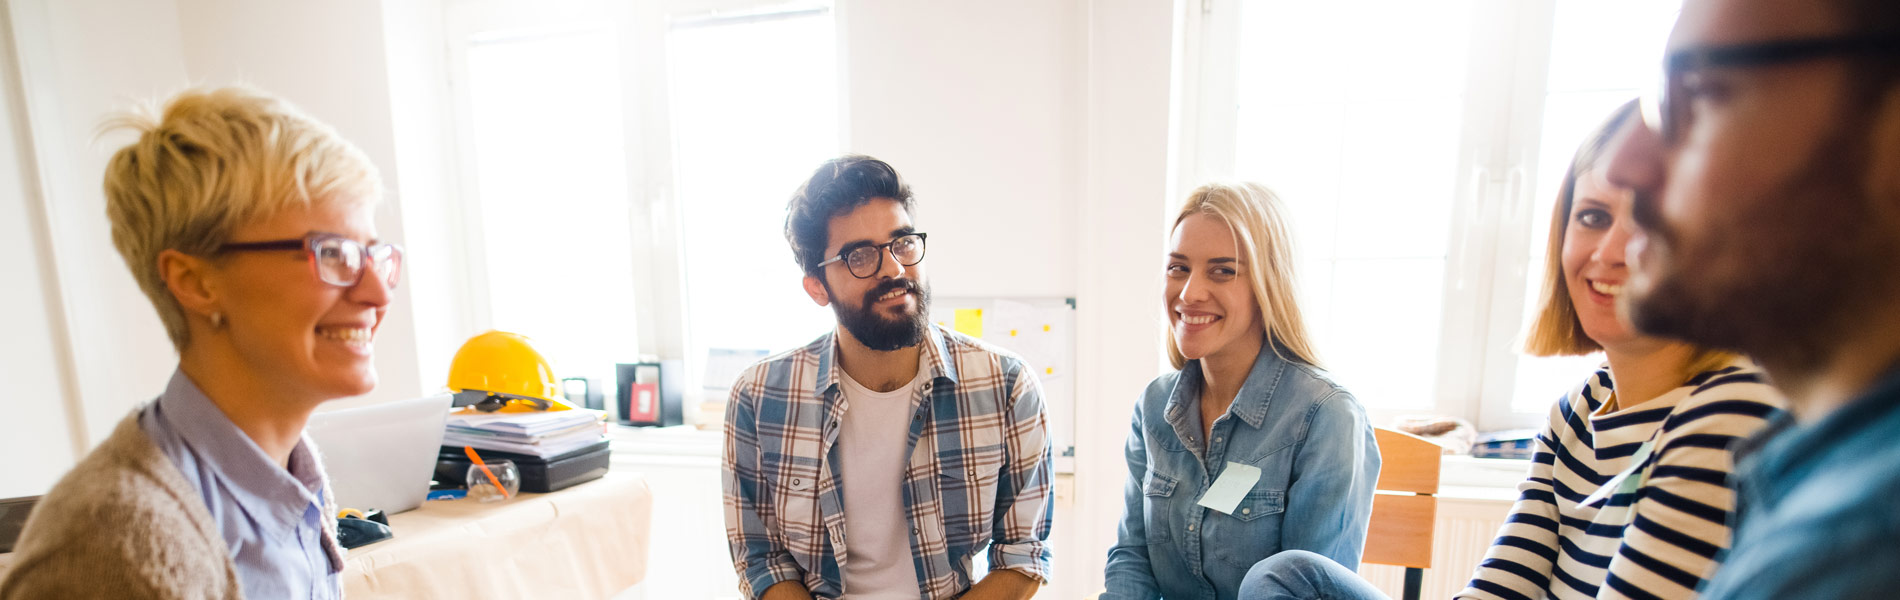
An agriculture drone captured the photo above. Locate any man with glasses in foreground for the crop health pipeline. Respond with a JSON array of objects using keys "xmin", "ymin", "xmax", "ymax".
[
  {"xmin": 1604, "ymin": 0, "xmax": 1900, "ymax": 598},
  {"xmin": 721, "ymin": 155, "xmax": 1052, "ymax": 600}
]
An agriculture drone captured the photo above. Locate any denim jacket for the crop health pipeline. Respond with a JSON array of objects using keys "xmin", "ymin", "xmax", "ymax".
[
  {"xmin": 1103, "ymin": 343, "xmax": 1380, "ymax": 600},
  {"xmin": 1697, "ymin": 366, "xmax": 1900, "ymax": 600}
]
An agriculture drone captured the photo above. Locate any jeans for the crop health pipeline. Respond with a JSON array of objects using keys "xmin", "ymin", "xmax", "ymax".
[{"xmin": 1239, "ymin": 550, "xmax": 1389, "ymax": 600}]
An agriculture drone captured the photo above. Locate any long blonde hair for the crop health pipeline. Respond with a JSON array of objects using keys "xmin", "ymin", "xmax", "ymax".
[{"xmin": 1166, "ymin": 182, "xmax": 1321, "ymax": 370}]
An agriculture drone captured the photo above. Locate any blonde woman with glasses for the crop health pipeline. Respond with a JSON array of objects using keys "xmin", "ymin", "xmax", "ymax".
[
  {"xmin": 1102, "ymin": 182, "xmax": 1381, "ymax": 600},
  {"xmin": 1, "ymin": 87, "xmax": 400, "ymax": 599},
  {"xmin": 1237, "ymin": 102, "xmax": 1784, "ymax": 600}
]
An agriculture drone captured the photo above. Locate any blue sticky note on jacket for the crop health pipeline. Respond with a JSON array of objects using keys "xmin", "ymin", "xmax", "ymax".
[{"xmin": 1197, "ymin": 461, "xmax": 1261, "ymax": 515}]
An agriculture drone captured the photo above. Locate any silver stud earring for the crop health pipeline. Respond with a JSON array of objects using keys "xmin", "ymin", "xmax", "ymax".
[{"xmin": 209, "ymin": 312, "xmax": 225, "ymax": 329}]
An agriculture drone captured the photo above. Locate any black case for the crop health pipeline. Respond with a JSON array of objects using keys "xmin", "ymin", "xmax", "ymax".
[{"xmin": 436, "ymin": 440, "xmax": 612, "ymax": 494}]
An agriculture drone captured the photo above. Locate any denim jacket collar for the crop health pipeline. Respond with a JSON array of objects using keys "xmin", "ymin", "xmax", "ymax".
[
  {"xmin": 1165, "ymin": 338, "xmax": 1289, "ymax": 434},
  {"xmin": 1737, "ymin": 364, "xmax": 1900, "ymax": 494}
]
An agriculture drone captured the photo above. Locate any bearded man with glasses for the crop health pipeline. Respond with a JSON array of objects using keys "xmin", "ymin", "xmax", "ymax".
[
  {"xmin": 720, "ymin": 155, "xmax": 1052, "ymax": 600},
  {"xmin": 1604, "ymin": 0, "xmax": 1900, "ymax": 598}
]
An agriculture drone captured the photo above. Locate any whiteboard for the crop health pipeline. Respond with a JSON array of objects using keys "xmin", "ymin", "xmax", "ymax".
[{"xmin": 929, "ymin": 297, "xmax": 1076, "ymax": 473}]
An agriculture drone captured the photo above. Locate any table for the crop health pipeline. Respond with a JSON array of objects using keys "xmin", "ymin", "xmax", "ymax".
[{"xmin": 342, "ymin": 471, "xmax": 653, "ymax": 599}]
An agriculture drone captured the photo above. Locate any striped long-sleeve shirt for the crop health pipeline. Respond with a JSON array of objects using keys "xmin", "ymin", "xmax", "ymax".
[{"xmin": 1458, "ymin": 359, "xmax": 1783, "ymax": 600}]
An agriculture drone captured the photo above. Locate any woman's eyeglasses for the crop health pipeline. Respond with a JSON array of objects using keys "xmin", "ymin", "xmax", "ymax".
[
  {"xmin": 219, "ymin": 233, "xmax": 404, "ymax": 289},
  {"xmin": 816, "ymin": 232, "xmax": 928, "ymax": 279}
]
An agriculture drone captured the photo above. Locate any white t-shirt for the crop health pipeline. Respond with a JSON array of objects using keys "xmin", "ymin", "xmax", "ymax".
[{"xmin": 836, "ymin": 367, "xmax": 927, "ymax": 600}]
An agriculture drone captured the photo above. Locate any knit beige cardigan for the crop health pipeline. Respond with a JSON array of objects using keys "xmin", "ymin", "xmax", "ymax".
[{"xmin": 1, "ymin": 413, "xmax": 246, "ymax": 598}]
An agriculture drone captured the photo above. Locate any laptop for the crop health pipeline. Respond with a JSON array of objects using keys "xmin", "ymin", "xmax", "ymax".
[{"xmin": 306, "ymin": 394, "xmax": 451, "ymax": 515}]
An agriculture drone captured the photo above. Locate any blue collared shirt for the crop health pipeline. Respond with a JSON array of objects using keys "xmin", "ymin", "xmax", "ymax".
[
  {"xmin": 138, "ymin": 369, "xmax": 343, "ymax": 600},
  {"xmin": 1105, "ymin": 342, "xmax": 1380, "ymax": 600},
  {"xmin": 1698, "ymin": 366, "xmax": 1900, "ymax": 600}
]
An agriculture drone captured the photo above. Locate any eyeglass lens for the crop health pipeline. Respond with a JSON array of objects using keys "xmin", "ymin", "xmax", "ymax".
[
  {"xmin": 313, "ymin": 237, "xmax": 403, "ymax": 288},
  {"xmin": 845, "ymin": 234, "xmax": 925, "ymax": 278}
]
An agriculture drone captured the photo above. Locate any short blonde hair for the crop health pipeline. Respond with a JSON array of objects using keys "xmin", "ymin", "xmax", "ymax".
[
  {"xmin": 101, "ymin": 86, "xmax": 381, "ymax": 351},
  {"xmin": 1524, "ymin": 100, "xmax": 1639, "ymax": 357},
  {"xmin": 1166, "ymin": 182, "xmax": 1322, "ymax": 370}
]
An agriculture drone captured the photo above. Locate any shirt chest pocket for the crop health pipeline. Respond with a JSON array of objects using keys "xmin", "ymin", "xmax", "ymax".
[
  {"xmin": 761, "ymin": 452, "xmax": 823, "ymax": 538},
  {"xmin": 936, "ymin": 440, "xmax": 1005, "ymax": 546},
  {"xmin": 1142, "ymin": 470, "xmax": 1177, "ymax": 543},
  {"xmin": 1229, "ymin": 488, "xmax": 1285, "ymax": 521}
]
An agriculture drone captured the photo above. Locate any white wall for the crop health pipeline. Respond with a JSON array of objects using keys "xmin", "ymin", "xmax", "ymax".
[
  {"xmin": 0, "ymin": 1, "xmax": 82, "ymax": 499},
  {"xmin": 5, "ymin": 0, "xmax": 193, "ymax": 493},
  {"xmin": 840, "ymin": 0, "xmax": 1084, "ymax": 299},
  {"xmin": 1072, "ymin": 0, "xmax": 1182, "ymax": 594}
]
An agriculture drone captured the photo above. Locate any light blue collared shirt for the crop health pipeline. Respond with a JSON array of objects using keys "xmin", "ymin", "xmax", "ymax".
[{"xmin": 138, "ymin": 369, "xmax": 343, "ymax": 600}]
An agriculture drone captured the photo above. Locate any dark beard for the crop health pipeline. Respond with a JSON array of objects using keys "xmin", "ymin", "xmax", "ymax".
[
  {"xmin": 828, "ymin": 277, "xmax": 931, "ymax": 352},
  {"xmin": 1626, "ymin": 123, "xmax": 1900, "ymax": 368}
]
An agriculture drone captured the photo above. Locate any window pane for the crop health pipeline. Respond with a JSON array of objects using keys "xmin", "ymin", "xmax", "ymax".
[
  {"xmin": 669, "ymin": 9, "xmax": 839, "ymax": 384},
  {"xmin": 465, "ymin": 28, "xmax": 641, "ymax": 386},
  {"xmin": 1234, "ymin": 0, "xmax": 1478, "ymax": 412},
  {"xmin": 1511, "ymin": 0, "xmax": 1681, "ymax": 414}
]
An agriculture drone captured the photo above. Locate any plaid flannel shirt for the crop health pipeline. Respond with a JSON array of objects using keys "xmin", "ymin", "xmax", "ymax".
[{"xmin": 722, "ymin": 324, "xmax": 1054, "ymax": 600}]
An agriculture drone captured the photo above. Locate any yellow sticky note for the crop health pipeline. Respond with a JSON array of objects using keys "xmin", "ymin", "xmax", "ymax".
[
  {"xmin": 1010, "ymin": 329, "xmax": 1018, "ymax": 337},
  {"xmin": 953, "ymin": 309, "xmax": 984, "ymax": 338},
  {"xmin": 1042, "ymin": 324, "xmax": 1051, "ymax": 332},
  {"xmin": 1046, "ymin": 367, "xmax": 1054, "ymax": 375}
]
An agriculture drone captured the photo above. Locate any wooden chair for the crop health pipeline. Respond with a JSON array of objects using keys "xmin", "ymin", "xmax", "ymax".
[{"xmin": 1363, "ymin": 428, "xmax": 1442, "ymax": 600}]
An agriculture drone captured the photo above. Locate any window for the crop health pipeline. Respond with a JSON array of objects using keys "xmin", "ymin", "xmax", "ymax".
[
  {"xmin": 456, "ymin": 21, "xmax": 642, "ymax": 389},
  {"xmin": 668, "ymin": 7, "xmax": 840, "ymax": 392},
  {"xmin": 1230, "ymin": 0, "xmax": 1476, "ymax": 415},
  {"xmin": 445, "ymin": 0, "xmax": 839, "ymax": 402},
  {"xmin": 1196, "ymin": 0, "xmax": 1684, "ymax": 428},
  {"xmin": 1506, "ymin": 0, "xmax": 1685, "ymax": 417}
]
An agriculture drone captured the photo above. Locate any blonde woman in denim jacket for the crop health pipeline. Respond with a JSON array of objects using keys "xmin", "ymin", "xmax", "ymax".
[{"xmin": 1102, "ymin": 182, "xmax": 1381, "ymax": 600}]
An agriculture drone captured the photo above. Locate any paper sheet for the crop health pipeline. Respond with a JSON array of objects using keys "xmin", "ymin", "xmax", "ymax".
[
  {"xmin": 1197, "ymin": 461, "xmax": 1262, "ymax": 515},
  {"xmin": 1581, "ymin": 437, "xmax": 1656, "ymax": 508}
]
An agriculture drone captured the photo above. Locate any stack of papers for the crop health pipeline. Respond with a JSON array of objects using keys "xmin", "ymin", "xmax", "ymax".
[{"xmin": 444, "ymin": 408, "xmax": 608, "ymax": 458}]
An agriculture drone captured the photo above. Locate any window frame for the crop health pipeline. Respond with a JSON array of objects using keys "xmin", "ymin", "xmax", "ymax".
[
  {"xmin": 441, "ymin": 0, "xmax": 839, "ymax": 409},
  {"xmin": 1185, "ymin": 0, "xmax": 1567, "ymax": 430}
]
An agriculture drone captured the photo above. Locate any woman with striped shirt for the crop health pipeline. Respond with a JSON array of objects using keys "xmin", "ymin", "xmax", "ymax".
[
  {"xmin": 1451, "ymin": 100, "xmax": 1784, "ymax": 600},
  {"xmin": 1237, "ymin": 102, "xmax": 1783, "ymax": 600}
]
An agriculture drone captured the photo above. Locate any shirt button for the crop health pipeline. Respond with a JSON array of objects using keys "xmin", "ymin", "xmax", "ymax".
[
  {"xmin": 1241, "ymin": 508, "xmax": 1251, "ymax": 515},
  {"xmin": 1187, "ymin": 523, "xmax": 1195, "ymax": 531},
  {"xmin": 1214, "ymin": 436, "xmax": 1222, "ymax": 443},
  {"xmin": 791, "ymin": 478, "xmax": 802, "ymax": 486}
]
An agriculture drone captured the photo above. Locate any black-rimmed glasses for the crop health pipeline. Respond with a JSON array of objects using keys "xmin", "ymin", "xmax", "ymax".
[
  {"xmin": 816, "ymin": 232, "xmax": 927, "ymax": 279},
  {"xmin": 219, "ymin": 233, "xmax": 404, "ymax": 289},
  {"xmin": 1642, "ymin": 34, "xmax": 1900, "ymax": 144}
]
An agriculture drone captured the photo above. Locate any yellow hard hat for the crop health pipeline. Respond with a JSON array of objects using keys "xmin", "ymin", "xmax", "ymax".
[{"xmin": 447, "ymin": 330, "xmax": 571, "ymax": 412}]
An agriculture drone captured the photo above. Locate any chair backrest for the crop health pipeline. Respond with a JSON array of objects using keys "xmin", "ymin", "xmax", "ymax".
[
  {"xmin": 1362, "ymin": 428, "xmax": 1440, "ymax": 570},
  {"xmin": 0, "ymin": 495, "xmax": 40, "ymax": 554}
]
